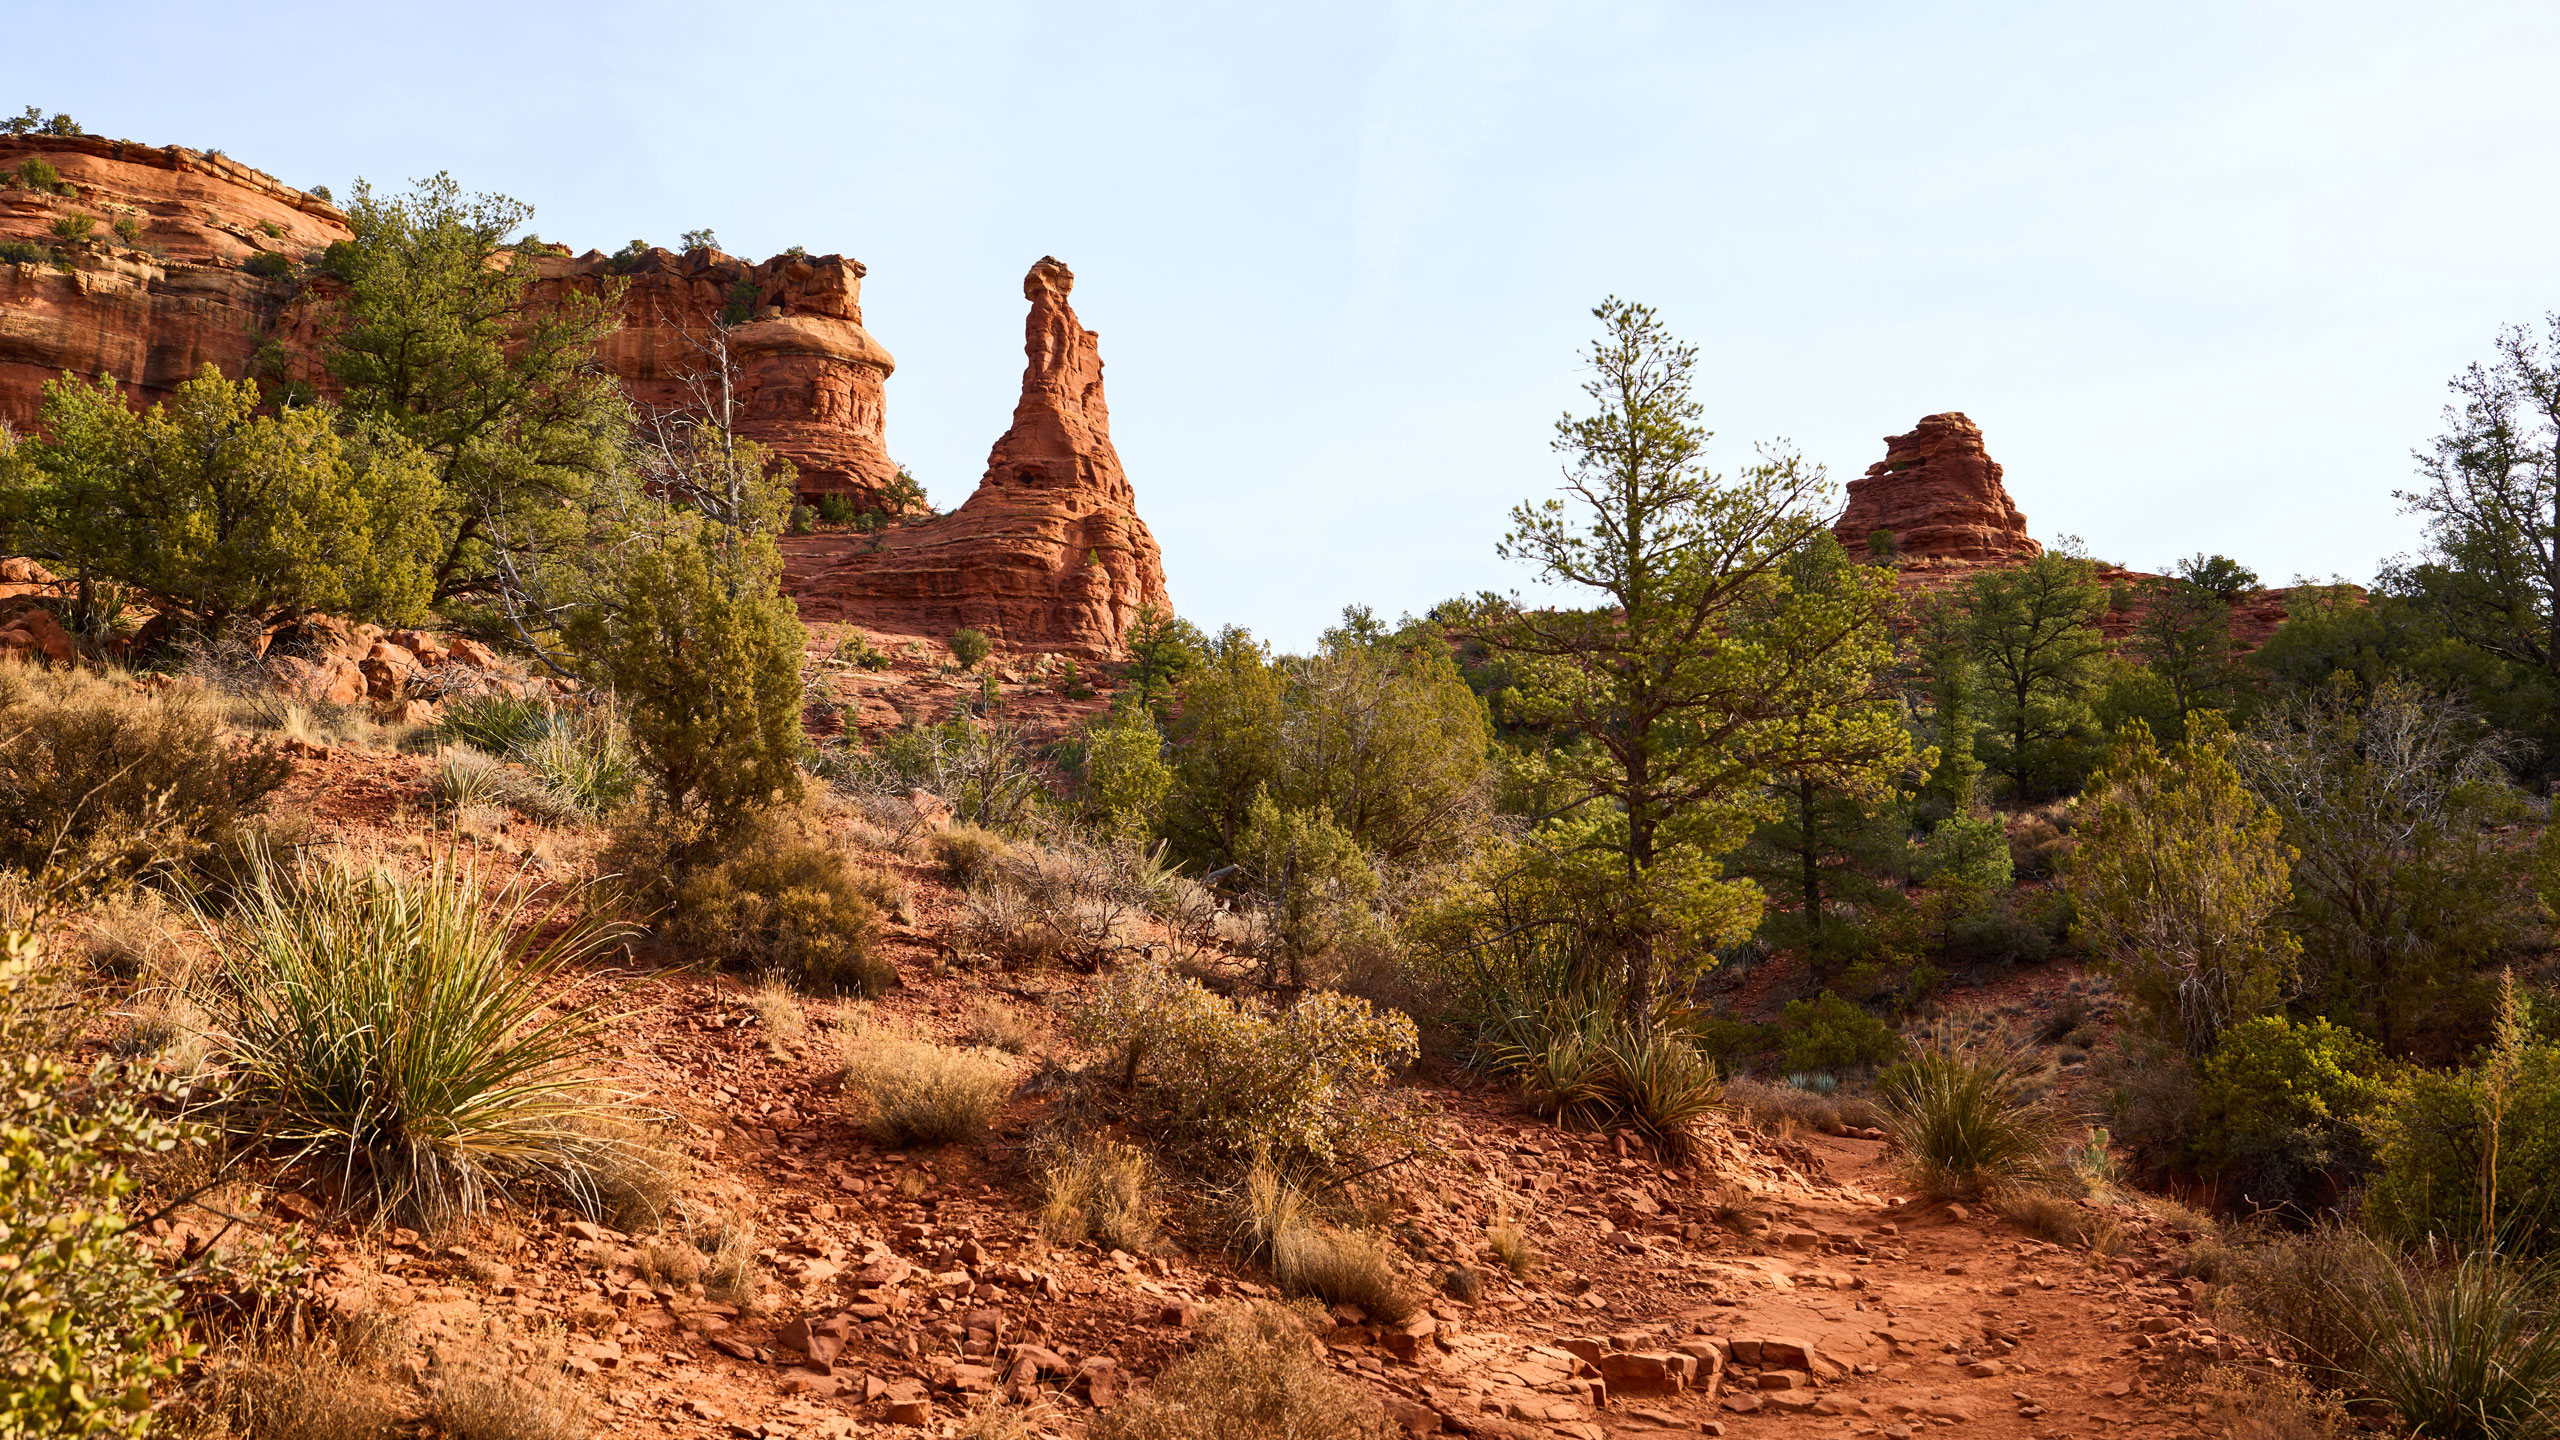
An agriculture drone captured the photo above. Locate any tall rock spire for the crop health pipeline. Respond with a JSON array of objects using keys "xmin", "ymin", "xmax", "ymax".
[{"xmin": 794, "ymin": 257, "xmax": 1171, "ymax": 659}]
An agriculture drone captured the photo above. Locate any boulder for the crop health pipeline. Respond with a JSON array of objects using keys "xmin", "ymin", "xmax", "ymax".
[
  {"xmin": 0, "ymin": 607, "xmax": 73, "ymax": 665},
  {"xmin": 262, "ymin": 653, "xmax": 365, "ymax": 707},
  {"xmin": 359, "ymin": 641, "xmax": 420, "ymax": 701}
]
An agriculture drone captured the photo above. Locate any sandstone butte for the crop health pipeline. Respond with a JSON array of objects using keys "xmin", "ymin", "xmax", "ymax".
[
  {"xmin": 1833, "ymin": 411, "xmax": 2041, "ymax": 566},
  {"xmin": 791, "ymin": 257, "xmax": 1171, "ymax": 661},
  {"xmin": 0, "ymin": 133, "xmax": 901, "ymax": 507}
]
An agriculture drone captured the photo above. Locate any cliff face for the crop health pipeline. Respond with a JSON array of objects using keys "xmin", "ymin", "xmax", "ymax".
[
  {"xmin": 0, "ymin": 135, "xmax": 343, "ymax": 422},
  {"xmin": 0, "ymin": 136, "xmax": 900, "ymax": 506},
  {"xmin": 1833, "ymin": 412, "xmax": 2041, "ymax": 565},
  {"xmin": 793, "ymin": 257, "xmax": 1171, "ymax": 659}
]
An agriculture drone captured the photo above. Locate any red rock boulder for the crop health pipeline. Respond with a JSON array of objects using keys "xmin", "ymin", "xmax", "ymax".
[{"xmin": 1833, "ymin": 412, "xmax": 2040, "ymax": 564}]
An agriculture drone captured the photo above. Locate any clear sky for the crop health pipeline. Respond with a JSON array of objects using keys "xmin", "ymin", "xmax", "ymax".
[{"xmin": 28, "ymin": 2, "xmax": 2560, "ymax": 649}]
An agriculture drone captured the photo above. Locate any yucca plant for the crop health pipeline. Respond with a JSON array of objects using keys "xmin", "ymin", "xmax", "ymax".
[
  {"xmin": 1877, "ymin": 1023, "xmax": 2058, "ymax": 1198},
  {"xmin": 1595, "ymin": 1028, "xmax": 1722, "ymax": 1160},
  {"xmin": 434, "ymin": 693, "xmax": 557, "ymax": 757},
  {"xmin": 214, "ymin": 852, "xmax": 633, "ymax": 1225},
  {"xmin": 2355, "ymin": 1249, "xmax": 2560, "ymax": 1440},
  {"xmin": 520, "ymin": 708, "xmax": 640, "ymax": 820},
  {"xmin": 430, "ymin": 748, "xmax": 511, "ymax": 812},
  {"xmin": 1484, "ymin": 994, "xmax": 1619, "ymax": 1130}
]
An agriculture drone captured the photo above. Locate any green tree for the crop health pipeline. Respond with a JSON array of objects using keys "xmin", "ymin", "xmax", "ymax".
[
  {"xmin": 2389, "ymin": 315, "xmax": 2560, "ymax": 679},
  {"xmin": 1964, "ymin": 550, "xmax": 2108, "ymax": 798},
  {"xmin": 1490, "ymin": 299, "xmax": 1910, "ymax": 1029},
  {"xmin": 1276, "ymin": 626, "xmax": 1491, "ymax": 867},
  {"xmin": 1909, "ymin": 594, "xmax": 1985, "ymax": 817},
  {"xmin": 1079, "ymin": 703, "xmax": 1174, "ymax": 841},
  {"xmin": 1120, "ymin": 604, "xmax": 1207, "ymax": 717},
  {"xmin": 2175, "ymin": 552, "xmax": 2260, "ymax": 605},
  {"xmin": 323, "ymin": 174, "xmax": 630, "ymax": 612},
  {"xmin": 1236, "ymin": 791, "xmax": 1379, "ymax": 989},
  {"xmin": 2067, "ymin": 716, "xmax": 2299, "ymax": 1055},
  {"xmin": 1, "ymin": 367, "xmax": 436, "ymax": 633},
  {"xmin": 568, "ymin": 515, "xmax": 807, "ymax": 860},
  {"xmin": 2129, "ymin": 577, "xmax": 2242, "ymax": 734},
  {"xmin": 1162, "ymin": 627, "xmax": 1286, "ymax": 866},
  {"xmin": 2237, "ymin": 678, "xmax": 2530, "ymax": 1058}
]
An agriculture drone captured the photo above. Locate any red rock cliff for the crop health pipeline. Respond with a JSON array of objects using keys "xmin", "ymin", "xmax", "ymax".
[
  {"xmin": 0, "ymin": 135, "xmax": 898, "ymax": 506},
  {"xmin": 792, "ymin": 257, "xmax": 1171, "ymax": 659},
  {"xmin": 1834, "ymin": 412, "xmax": 2040, "ymax": 564}
]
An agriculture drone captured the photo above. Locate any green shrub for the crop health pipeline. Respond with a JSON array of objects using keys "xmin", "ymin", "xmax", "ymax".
[
  {"xmin": 243, "ymin": 250, "xmax": 292, "ymax": 280},
  {"xmin": 1236, "ymin": 793, "xmax": 1378, "ymax": 987},
  {"xmin": 2366, "ymin": 1042, "xmax": 2560, "ymax": 1257},
  {"xmin": 786, "ymin": 503, "xmax": 815, "ymax": 535},
  {"xmin": 1078, "ymin": 705, "xmax": 1173, "ymax": 841},
  {"xmin": 2193, "ymin": 1015, "xmax": 2389, "ymax": 1216},
  {"xmin": 834, "ymin": 628, "xmax": 891, "ymax": 670},
  {"xmin": 615, "ymin": 805, "xmax": 895, "ymax": 996},
  {"xmin": 1074, "ymin": 958, "xmax": 1420, "ymax": 1172},
  {"xmin": 1595, "ymin": 1027, "xmax": 1723, "ymax": 1159},
  {"xmin": 1917, "ymin": 814, "xmax": 2015, "ymax": 895},
  {"xmin": 1778, "ymin": 990, "xmax": 1904, "ymax": 1073},
  {"xmin": 110, "ymin": 215, "xmax": 137, "ymax": 245},
  {"xmin": 950, "ymin": 627, "xmax": 992, "ymax": 669},
  {"xmin": 0, "ymin": 240, "xmax": 41, "ymax": 265},
  {"xmin": 0, "ymin": 932, "xmax": 193, "ymax": 1436},
  {"xmin": 1089, "ymin": 1300, "xmax": 1399, "ymax": 1440},
  {"xmin": 1478, "ymin": 985, "xmax": 1721, "ymax": 1154},
  {"xmin": 217, "ymin": 852, "xmax": 633, "ymax": 1224},
  {"xmin": 436, "ymin": 692, "xmax": 556, "ymax": 754},
  {"xmin": 9, "ymin": 158, "xmax": 60, "ymax": 190},
  {"xmin": 841, "ymin": 1034, "xmax": 1012, "ymax": 1146},
  {"xmin": 816, "ymin": 494, "xmax": 856, "ymax": 526},
  {"xmin": 1878, "ymin": 1024, "xmax": 2059, "ymax": 1198},
  {"xmin": 44, "ymin": 212, "xmax": 90, "ymax": 245},
  {"xmin": 0, "ymin": 664, "xmax": 288, "ymax": 893},
  {"xmin": 517, "ymin": 707, "xmax": 641, "ymax": 820}
]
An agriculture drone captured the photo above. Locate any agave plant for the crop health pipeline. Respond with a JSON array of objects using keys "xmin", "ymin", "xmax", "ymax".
[{"xmin": 214, "ymin": 851, "xmax": 635, "ymax": 1225}]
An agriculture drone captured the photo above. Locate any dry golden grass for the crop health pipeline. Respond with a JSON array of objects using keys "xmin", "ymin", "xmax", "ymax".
[
  {"xmin": 965, "ymin": 997, "xmax": 1038, "ymax": 1054},
  {"xmin": 431, "ymin": 1341, "xmax": 590, "ymax": 1440},
  {"xmin": 1040, "ymin": 1136, "xmax": 1158, "ymax": 1252},
  {"xmin": 747, "ymin": 974, "xmax": 807, "ymax": 1044},
  {"xmin": 841, "ymin": 1033, "xmax": 1014, "ymax": 1146},
  {"xmin": 1088, "ymin": 1301, "xmax": 1400, "ymax": 1440}
]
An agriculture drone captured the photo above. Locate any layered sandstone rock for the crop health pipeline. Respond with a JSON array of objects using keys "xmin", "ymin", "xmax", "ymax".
[
  {"xmin": 794, "ymin": 257, "xmax": 1170, "ymax": 660},
  {"xmin": 0, "ymin": 136, "xmax": 901, "ymax": 507},
  {"xmin": 1833, "ymin": 412, "xmax": 2040, "ymax": 564},
  {"xmin": 0, "ymin": 135, "xmax": 341, "ymax": 421}
]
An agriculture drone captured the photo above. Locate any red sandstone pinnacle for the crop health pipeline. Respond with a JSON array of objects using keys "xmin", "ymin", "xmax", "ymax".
[
  {"xmin": 791, "ymin": 256, "xmax": 1172, "ymax": 661},
  {"xmin": 1833, "ymin": 412, "xmax": 2041, "ymax": 564}
]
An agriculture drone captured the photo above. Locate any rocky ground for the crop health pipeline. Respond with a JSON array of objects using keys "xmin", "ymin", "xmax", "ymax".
[{"xmin": 102, "ymin": 706, "xmax": 2263, "ymax": 1440}]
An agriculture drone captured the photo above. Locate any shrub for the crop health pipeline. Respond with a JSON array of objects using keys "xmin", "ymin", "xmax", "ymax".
[
  {"xmin": 9, "ymin": 158, "xmax": 59, "ymax": 190},
  {"xmin": 950, "ymin": 626, "xmax": 992, "ymax": 669},
  {"xmin": 956, "ymin": 833, "xmax": 1164, "ymax": 971},
  {"xmin": 1089, "ymin": 1300, "xmax": 1400, "ymax": 1440},
  {"xmin": 518, "ymin": 707, "xmax": 641, "ymax": 820},
  {"xmin": 1877, "ymin": 1024, "xmax": 2060, "ymax": 1199},
  {"xmin": 0, "ymin": 664, "xmax": 288, "ymax": 893},
  {"xmin": 834, "ymin": 628, "xmax": 892, "ymax": 671},
  {"xmin": 2193, "ymin": 1015, "xmax": 2389, "ymax": 1216},
  {"xmin": 2226, "ymin": 1224, "xmax": 2400, "ymax": 1380},
  {"xmin": 1777, "ymin": 990, "xmax": 1904, "ymax": 1073},
  {"xmin": 841, "ymin": 1034, "xmax": 1012, "ymax": 1146},
  {"xmin": 932, "ymin": 823, "xmax": 1013, "ymax": 886},
  {"xmin": 0, "ymin": 240, "xmax": 40, "ymax": 265},
  {"xmin": 1236, "ymin": 793, "xmax": 1378, "ymax": 987},
  {"xmin": 217, "ymin": 852, "xmax": 633, "ymax": 1224},
  {"xmin": 816, "ymin": 494, "xmax": 856, "ymax": 526},
  {"xmin": 2366, "ymin": 1042, "xmax": 2560, "ymax": 1257},
  {"xmin": 1075, "ymin": 959, "xmax": 1421, "ymax": 1171},
  {"xmin": 1039, "ymin": 1136, "xmax": 1156, "ymax": 1251},
  {"xmin": 2354, "ymin": 1250, "xmax": 2560, "ymax": 1440},
  {"xmin": 243, "ymin": 250, "xmax": 292, "ymax": 280},
  {"xmin": 966, "ymin": 998, "xmax": 1037, "ymax": 1054},
  {"xmin": 1480, "ymin": 990, "xmax": 1720, "ymax": 1154},
  {"xmin": 48, "ymin": 212, "xmax": 92, "ymax": 244},
  {"xmin": 0, "ymin": 933, "xmax": 192, "ymax": 1436},
  {"xmin": 616, "ymin": 805, "xmax": 895, "ymax": 996},
  {"xmin": 1594, "ymin": 1027, "xmax": 1722, "ymax": 1160}
]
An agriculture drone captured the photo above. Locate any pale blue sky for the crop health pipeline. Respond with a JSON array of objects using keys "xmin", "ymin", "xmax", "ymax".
[{"xmin": 29, "ymin": 2, "xmax": 2560, "ymax": 647}]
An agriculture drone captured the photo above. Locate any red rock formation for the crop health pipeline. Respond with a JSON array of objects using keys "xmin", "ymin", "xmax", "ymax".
[
  {"xmin": 0, "ymin": 136, "xmax": 900, "ymax": 507},
  {"xmin": 793, "ymin": 257, "xmax": 1170, "ymax": 659},
  {"xmin": 1834, "ymin": 412, "xmax": 2040, "ymax": 564}
]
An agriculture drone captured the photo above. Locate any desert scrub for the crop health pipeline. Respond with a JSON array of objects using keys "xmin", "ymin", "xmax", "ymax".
[
  {"xmin": 965, "ymin": 998, "xmax": 1037, "ymax": 1054},
  {"xmin": 1075, "ymin": 958, "xmax": 1421, "ymax": 1172},
  {"xmin": 609, "ymin": 803, "xmax": 896, "ymax": 995},
  {"xmin": 0, "ymin": 932, "xmax": 194, "ymax": 1436},
  {"xmin": 1877, "ymin": 1023, "xmax": 2059, "ymax": 1199},
  {"xmin": 1482, "ymin": 995, "xmax": 1721, "ymax": 1155},
  {"xmin": 931, "ymin": 823, "xmax": 1013, "ymax": 886},
  {"xmin": 215, "ymin": 851, "xmax": 636, "ymax": 1225},
  {"xmin": 1089, "ymin": 1300, "xmax": 1399, "ymax": 1440},
  {"xmin": 0, "ymin": 663, "xmax": 288, "ymax": 892},
  {"xmin": 841, "ymin": 1031, "xmax": 1013, "ymax": 1146},
  {"xmin": 1039, "ymin": 1136, "xmax": 1158, "ymax": 1251},
  {"xmin": 432, "ymin": 696, "xmax": 638, "ymax": 821}
]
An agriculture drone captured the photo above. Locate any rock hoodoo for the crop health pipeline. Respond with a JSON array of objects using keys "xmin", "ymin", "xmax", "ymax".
[
  {"xmin": 0, "ymin": 135, "xmax": 900, "ymax": 509},
  {"xmin": 1833, "ymin": 412, "xmax": 2040, "ymax": 564},
  {"xmin": 794, "ymin": 256, "xmax": 1171, "ymax": 660}
]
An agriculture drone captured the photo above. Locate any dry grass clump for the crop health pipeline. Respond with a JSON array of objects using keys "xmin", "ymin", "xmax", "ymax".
[
  {"xmin": 76, "ymin": 887, "xmax": 183, "ymax": 980},
  {"xmin": 431, "ymin": 1340, "xmax": 590, "ymax": 1440},
  {"xmin": 2187, "ymin": 1366, "xmax": 2352, "ymax": 1440},
  {"xmin": 173, "ymin": 1313, "xmax": 411, "ymax": 1440},
  {"xmin": 1482, "ymin": 1184, "xmax": 1540, "ymax": 1276},
  {"xmin": 956, "ymin": 1393, "xmax": 1056, "ymax": 1439},
  {"xmin": 1089, "ymin": 1300, "xmax": 1401, "ymax": 1440},
  {"xmin": 932, "ymin": 824, "xmax": 1013, "ymax": 886},
  {"xmin": 965, "ymin": 998, "xmax": 1037, "ymax": 1054},
  {"xmin": 841, "ymin": 1031, "xmax": 1014, "ymax": 1146},
  {"xmin": 1724, "ymin": 1077, "xmax": 1845, "ymax": 1138},
  {"xmin": 1040, "ymin": 1137, "xmax": 1158, "ymax": 1252},
  {"xmin": 746, "ymin": 974, "xmax": 807, "ymax": 1044},
  {"xmin": 2221, "ymin": 1224, "xmax": 2396, "ymax": 1378},
  {"xmin": 1232, "ymin": 1158, "xmax": 1416, "ymax": 1323},
  {"xmin": 1989, "ymin": 1186, "xmax": 2122, "ymax": 1252}
]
